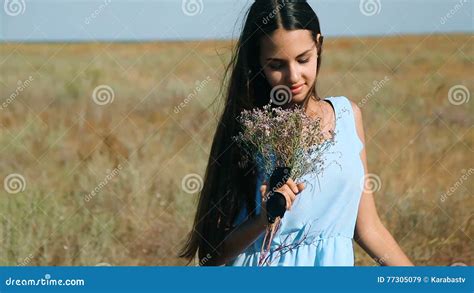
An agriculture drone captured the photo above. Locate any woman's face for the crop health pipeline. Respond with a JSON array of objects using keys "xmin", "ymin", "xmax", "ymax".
[{"xmin": 259, "ymin": 28, "xmax": 319, "ymax": 105}]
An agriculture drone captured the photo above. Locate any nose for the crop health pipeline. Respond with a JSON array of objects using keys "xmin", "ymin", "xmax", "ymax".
[{"xmin": 286, "ymin": 63, "xmax": 301, "ymax": 85}]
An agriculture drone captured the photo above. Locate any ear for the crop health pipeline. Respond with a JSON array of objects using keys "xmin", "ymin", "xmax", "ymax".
[
  {"xmin": 260, "ymin": 180, "xmax": 269, "ymax": 197},
  {"xmin": 315, "ymin": 34, "xmax": 323, "ymax": 56}
]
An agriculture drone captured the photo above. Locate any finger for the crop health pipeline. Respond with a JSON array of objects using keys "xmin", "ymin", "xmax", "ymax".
[
  {"xmin": 282, "ymin": 187, "xmax": 296, "ymax": 210},
  {"xmin": 281, "ymin": 185, "xmax": 295, "ymax": 201},
  {"xmin": 286, "ymin": 178, "xmax": 299, "ymax": 194},
  {"xmin": 288, "ymin": 191, "xmax": 296, "ymax": 202},
  {"xmin": 296, "ymin": 182, "xmax": 305, "ymax": 193},
  {"xmin": 283, "ymin": 192, "xmax": 292, "ymax": 210},
  {"xmin": 276, "ymin": 186, "xmax": 294, "ymax": 210},
  {"xmin": 287, "ymin": 191, "xmax": 296, "ymax": 210}
]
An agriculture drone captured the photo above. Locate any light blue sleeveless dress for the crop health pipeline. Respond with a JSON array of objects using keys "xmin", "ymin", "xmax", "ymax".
[{"xmin": 226, "ymin": 96, "xmax": 365, "ymax": 266}]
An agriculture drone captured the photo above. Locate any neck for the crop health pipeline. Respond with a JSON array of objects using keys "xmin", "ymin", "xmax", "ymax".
[{"xmin": 305, "ymin": 96, "xmax": 327, "ymax": 119}]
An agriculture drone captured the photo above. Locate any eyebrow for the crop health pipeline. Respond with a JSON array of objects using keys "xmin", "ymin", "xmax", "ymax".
[{"xmin": 266, "ymin": 47, "xmax": 314, "ymax": 61}]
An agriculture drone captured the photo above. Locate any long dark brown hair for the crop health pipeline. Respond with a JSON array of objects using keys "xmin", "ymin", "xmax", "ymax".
[{"xmin": 178, "ymin": 0, "xmax": 323, "ymax": 265}]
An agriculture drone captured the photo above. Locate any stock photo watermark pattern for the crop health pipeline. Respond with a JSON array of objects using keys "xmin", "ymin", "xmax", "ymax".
[
  {"xmin": 359, "ymin": 0, "xmax": 381, "ymax": 17},
  {"xmin": 270, "ymin": 85, "xmax": 293, "ymax": 106},
  {"xmin": 439, "ymin": 168, "xmax": 474, "ymax": 203},
  {"xmin": 83, "ymin": 164, "xmax": 123, "ymax": 202},
  {"xmin": 447, "ymin": 85, "xmax": 470, "ymax": 106},
  {"xmin": 84, "ymin": 0, "xmax": 111, "ymax": 25},
  {"xmin": 3, "ymin": 173, "xmax": 26, "ymax": 194},
  {"xmin": 181, "ymin": 0, "xmax": 204, "ymax": 16},
  {"xmin": 360, "ymin": 173, "xmax": 382, "ymax": 194},
  {"xmin": 181, "ymin": 173, "xmax": 203, "ymax": 194},
  {"xmin": 1, "ymin": 75, "xmax": 34, "ymax": 111},
  {"xmin": 0, "ymin": 0, "xmax": 472, "ymax": 291},
  {"xmin": 91, "ymin": 84, "xmax": 115, "ymax": 106},
  {"xmin": 3, "ymin": 0, "xmax": 26, "ymax": 16},
  {"xmin": 174, "ymin": 76, "xmax": 212, "ymax": 114}
]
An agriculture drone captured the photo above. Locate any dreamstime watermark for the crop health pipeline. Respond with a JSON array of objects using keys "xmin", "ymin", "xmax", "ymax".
[
  {"xmin": 181, "ymin": 0, "xmax": 203, "ymax": 16},
  {"xmin": 198, "ymin": 253, "xmax": 212, "ymax": 266},
  {"xmin": 359, "ymin": 0, "xmax": 381, "ymax": 16},
  {"xmin": 261, "ymin": 1, "xmax": 286, "ymax": 24},
  {"xmin": 174, "ymin": 76, "xmax": 211, "ymax": 114},
  {"xmin": 92, "ymin": 84, "xmax": 115, "ymax": 105},
  {"xmin": 3, "ymin": 0, "xmax": 26, "ymax": 16},
  {"xmin": 261, "ymin": 168, "xmax": 291, "ymax": 202},
  {"xmin": 447, "ymin": 85, "xmax": 470, "ymax": 106},
  {"xmin": 1, "ymin": 76, "xmax": 34, "ymax": 111},
  {"xmin": 270, "ymin": 85, "xmax": 292, "ymax": 106},
  {"xmin": 17, "ymin": 254, "xmax": 34, "ymax": 266},
  {"xmin": 3, "ymin": 173, "xmax": 26, "ymax": 194},
  {"xmin": 83, "ymin": 164, "xmax": 123, "ymax": 202},
  {"xmin": 358, "ymin": 76, "xmax": 390, "ymax": 108},
  {"xmin": 440, "ymin": 0, "xmax": 468, "ymax": 25},
  {"xmin": 375, "ymin": 252, "xmax": 390, "ymax": 265},
  {"xmin": 360, "ymin": 173, "xmax": 382, "ymax": 193},
  {"xmin": 84, "ymin": 0, "xmax": 111, "ymax": 25},
  {"xmin": 181, "ymin": 173, "xmax": 203, "ymax": 194},
  {"xmin": 440, "ymin": 168, "xmax": 473, "ymax": 202},
  {"xmin": 5, "ymin": 274, "xmax": 85, "ymax": 287}
]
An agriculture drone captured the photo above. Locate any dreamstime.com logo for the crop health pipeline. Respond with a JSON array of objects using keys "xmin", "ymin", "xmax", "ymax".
[
  {"xmin": 5, "ymin": 274, "xmax": 85, "ymax": 287},
  {"xmin": 358, "ymin": 76, "xmax": 390, "ymax": 108},
  {"xmin": 84, "ymin": 164, "xmax": 123, "ymax": 202},
  {"xmin": 92, "ymin": 84, "xmax": 115, "ymax": 106},
  {"xmin": 198, "ymin": 253, "xmax": 212, "ymax": 266},
  {"xmin": 261, "ymin": 1, "xmax": 286, "ymax": 24},
  {"xmin": 181, "ymin": 173, "xmax": 203, "ymax": 194},
  {"xmin": 84, "ymin": 0, "xmax": 111, "ymax": 25},
  {"xmin": 448, "ymin": 84, "xmax": 470, "ymax": 106},
  {"xmin": 440, "ymin": 168, "xmax": 474, "ymax": 202},
  {"xmin": 3, "ymin": 173, "xmax": 26, "ymax": 194},
  {"xmin": 440, "ymin": 0, "xmax": 468, "ymax": 25},
  {"xmin": 174, "ymin": 76, "xmax": 211, "ymax": 114},
  {"xmin": 270, "ymin": 85, "xmax": 292, "ymax": 106},
  {"xmin": 1, "ymin": 76, "xmax": 34, "ymax": 111},
  {"xmin": 360, "ymin": 173, "xmax": 382, "ymax": 193},
  {"xmin": 3, "ymin": 0, "xmax": 26, "ymax": 16},
  {"xmin": 182, "ymin": 0, "xmax": 203, "ymax": 16},
  {"xmin": 359, "ymin": 0, "xmax": 381, "ymax": 16}
]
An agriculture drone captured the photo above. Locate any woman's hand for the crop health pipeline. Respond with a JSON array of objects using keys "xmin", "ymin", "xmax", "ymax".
[{"xmin": 260, "ymin": 178, "xmax": 305, "ymax": 215}]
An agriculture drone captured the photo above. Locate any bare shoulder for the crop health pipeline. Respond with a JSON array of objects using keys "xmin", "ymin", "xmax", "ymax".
[
  {"xmin": 346, "ymin": 97, "xmax": 365, "ymax": 143},
  {"xmin": 346, "ymin": 97, "xmax": 362, "ymax": 123}
]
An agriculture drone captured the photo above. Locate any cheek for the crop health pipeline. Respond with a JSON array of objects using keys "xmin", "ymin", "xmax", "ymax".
[
  {"xmin": 303, "ymin": 60, "xmax": 318, "ymax": 82},
  {"xmin": 263, "ymin": 68, "xmax": 282, "ymax": 87}
]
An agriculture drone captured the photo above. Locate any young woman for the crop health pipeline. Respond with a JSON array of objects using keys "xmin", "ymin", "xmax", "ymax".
[{"xmin": 179, "ymin": 0, "xmax": 414, "ymax": 266}]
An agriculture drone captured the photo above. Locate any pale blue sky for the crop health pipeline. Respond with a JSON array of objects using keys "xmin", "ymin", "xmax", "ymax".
[{"xmin": 0, "ymin": 0, "xmax": 472, "ymax": 42}]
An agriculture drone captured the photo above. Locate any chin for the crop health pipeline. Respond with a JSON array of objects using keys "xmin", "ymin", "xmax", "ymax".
[{"xmin": 291, "ymin": 95, "xmax": 306, "ymax": 104}]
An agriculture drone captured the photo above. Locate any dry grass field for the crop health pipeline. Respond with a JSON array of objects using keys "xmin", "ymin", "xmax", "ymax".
[{"xmin": 0, "ymin": 34, "xmax": 472, "ymax": 266}]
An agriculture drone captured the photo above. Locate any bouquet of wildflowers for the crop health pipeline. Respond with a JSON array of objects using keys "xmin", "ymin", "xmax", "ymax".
[{"xmin": 232, "ymin": 102, "xmax": 336, "ymax": 265}]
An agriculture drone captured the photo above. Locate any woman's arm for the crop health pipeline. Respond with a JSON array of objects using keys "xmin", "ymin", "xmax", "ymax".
[
  {"xmin": 209, "ymin": 179, "xmax": 303, "ymax": 266},
  {"xmin": 208, "ymin": 209, "xmax": 268, "ymax": 266},
  {"xmin": 351, "ymin": 100, "xmax": 415, "ymax": 266}
]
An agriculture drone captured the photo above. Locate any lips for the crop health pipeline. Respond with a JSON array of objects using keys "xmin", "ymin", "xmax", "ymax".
[{"xmin": 290, "ymin": 83, "xmax": 304, "ymax": 94}]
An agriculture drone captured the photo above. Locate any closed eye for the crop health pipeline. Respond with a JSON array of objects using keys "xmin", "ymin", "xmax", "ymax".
[
  {"xmin": 269, "ymin": 62, "xmax": 282, "ymax": 70},
  {"xmin": 269, "ymin": 58, "xmax": 310, "ymax": 70}
]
